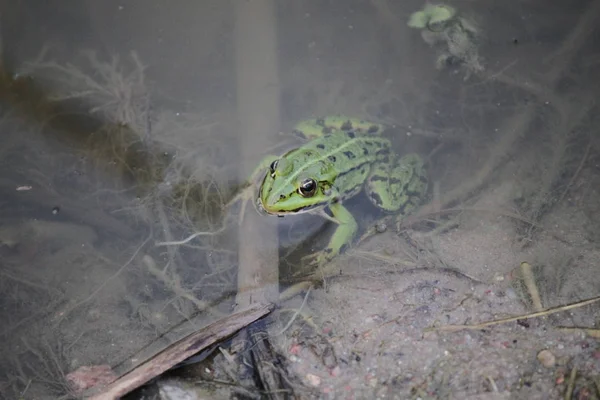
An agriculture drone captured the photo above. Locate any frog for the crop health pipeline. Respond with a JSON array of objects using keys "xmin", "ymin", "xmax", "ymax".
[{"xmin": 234, "ymin": 115, "xmax": 428, "ymax": 268}]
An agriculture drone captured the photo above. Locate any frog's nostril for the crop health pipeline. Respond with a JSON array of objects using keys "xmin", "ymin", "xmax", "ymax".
[{"xmin": 279, "ymin": 194, "xmax": 286, "ymax": 200}]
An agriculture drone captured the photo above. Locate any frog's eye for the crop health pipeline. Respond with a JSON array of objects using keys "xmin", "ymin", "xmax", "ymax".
[
  {"xmin": 269, "ymin": 159, "xmax": 279, "ymax": 176},
  {"xmin": 298, "ymin": 178, "xmax": 317, "ymax": 197}
]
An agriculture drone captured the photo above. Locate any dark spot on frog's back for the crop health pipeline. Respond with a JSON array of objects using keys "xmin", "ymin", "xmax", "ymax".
[
  {"xmin": 343, "ymin": 151, "xmax": 356, "ymax": 159},
  {"xmin": 419, "ymin": 175, "xmax": 428, "ymax": 183},
  {"xmin": 328, "ymin": 155, "xmax": 337, "ymax": 162},
  {"xmin": 363, "ymin": 148, "xmax": 369, "ymax": 155},
  {"xmin": 370, "ymin": 175, "xmax": 388, "ymax": 182},
  {"xmin": 316, "ymin": 118, "xmax": 325, "ymax": 126},
  {"xmin": 346, "ymin": 131, "xmax": 356, "ymax": 139},
  {"xmin": 316, "ymin": 144, "xmax": 326, "ymax": 150},
  {"xmin": 322, "ymin": 127, "xmax": 333, "ymax": 134},
  {"xmin": 341, "ymin": 120, "xmax": 353, "ymax": 130}
]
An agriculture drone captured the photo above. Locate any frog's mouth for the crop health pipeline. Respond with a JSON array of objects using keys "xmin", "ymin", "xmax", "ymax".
[
  {"xmin": 256, "ymin": 198, "xmax": 283, "ymax": 217},
  {"xmin": 257, "ymin": 196, "xmax": 325, "ymax": 216}
]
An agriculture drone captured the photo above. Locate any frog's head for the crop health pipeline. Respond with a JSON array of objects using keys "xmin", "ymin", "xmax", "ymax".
[{"xmin": 258, "ymin": 152, "xmax": 336, "ymax": 216}]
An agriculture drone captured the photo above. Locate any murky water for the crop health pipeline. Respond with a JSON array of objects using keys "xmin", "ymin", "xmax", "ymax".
[{"xmin": 1, "ymin": 1, "xmax": 599, "ymax": 399}]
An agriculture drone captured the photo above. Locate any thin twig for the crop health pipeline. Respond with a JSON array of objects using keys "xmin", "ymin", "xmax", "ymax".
[
  {"xmin": 430, "ymin": 296, "xmax": 600, "ymax": 332},
  {"xmin": 520, "ymin": 262, "xmax": 543, "ymax": 312},
  {"xmin": 555, "ymin": 327, "xmax": 600, "ymax": 339},
  {"xmin": 155, "ymin": 224, "xmax": 227, "ymax": 246},
  {"xmin": 61, "ymin": 236, "xmax": 151, "ymax": 318},
  {"xmin": 275, "ymin": 285, "xmax": 312, "ymax": 336},
  {"xmin": 142, "ymin": 255, "xmax": 226, "ymax": 317},
  {"xmin": 557, "ymin": 133, "xmax": 592, "ymax": 205},
  {"xmin": 565, "ymin": 367, "xmax": 577, "ymax": 400}
]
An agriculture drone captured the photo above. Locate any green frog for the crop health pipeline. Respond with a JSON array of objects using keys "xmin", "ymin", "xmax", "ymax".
[{"xmin": 236, "ymin": 115, "xmax": 428, "ymax": 267}]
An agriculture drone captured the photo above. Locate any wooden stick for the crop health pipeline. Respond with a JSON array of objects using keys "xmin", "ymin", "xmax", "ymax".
[
  {"xmin": 233, "ymin": 0, "xmax": 281, "ymax": 309},
  {"xmin": 85, "ymin": 303, "xmax": 273, "ymax": 400},
  {"xmin": 232, "ymin": 2, "xmax": 285, "ymax": 398}
]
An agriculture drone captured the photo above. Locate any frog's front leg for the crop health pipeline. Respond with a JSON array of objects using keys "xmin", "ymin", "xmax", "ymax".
[
  {"xmin": 224, "ymin": 154, "xmax": 279, "ymax": 221},
  {"xmin": 303, "ymin": 202, "xmax": 358, "ymax": 268}
]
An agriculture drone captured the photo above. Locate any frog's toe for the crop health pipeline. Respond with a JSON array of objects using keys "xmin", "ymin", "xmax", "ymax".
[
  {"xmin": 301, "ymin": 249, "xmax": 334, "ymax": 269},
  {"xmin": 395, "ymin": 216, "xmax": 405, "ymax": 232},
  {"xmin": 226, "ymin": 185, "xmax": 256, "ymax": 210},
  {"xmin": 224, "ymin": 186, "xmax": 248, "ymax": 208},
  {"xmin": 300, "ymin": 252, "xmax": 320, "ymax": 269}
]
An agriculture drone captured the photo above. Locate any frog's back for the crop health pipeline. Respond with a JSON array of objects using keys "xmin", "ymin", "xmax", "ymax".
[{"xmin": 297, "ymin": 131, "xmax": 391, "ymax": 171}]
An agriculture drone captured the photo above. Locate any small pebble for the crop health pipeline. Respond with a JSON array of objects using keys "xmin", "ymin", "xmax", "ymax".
[
  {"xmin": 537, "ymin": 349, "xmax": 556, "ymax": 368},
  {"xmin": 367, "ymin": 376, "xmax": 378, "ymax": 387},
  {"xmin": 305, "ymin": 373, "xmax": 321, "ymax": 387},
  {"xmin": 375, "ymin": 222, "xmax": 387, "ymax": 233}
]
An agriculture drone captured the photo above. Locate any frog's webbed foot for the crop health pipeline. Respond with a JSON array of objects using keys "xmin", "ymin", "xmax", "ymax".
[
  {"xmin": 223, "ymin": 184, "xmax": 258, "ymax": 226},
  {"xmin": 297, "ymin": 248, "xmax": 341, "ymax": 288},
  {"xmin": 223, "ymin": 182, "xmax": 251, "ymax": 209},
  {"xmin": 298, "ymin": 202, "xmax": 357, "ymax": 276},
  {"xmin": 222, "ymin": 154, "xmax": 279, "ymax": 224},
  {"xmin": 300, "ymin": 248, "xmax": 336, "ymax": 270}
]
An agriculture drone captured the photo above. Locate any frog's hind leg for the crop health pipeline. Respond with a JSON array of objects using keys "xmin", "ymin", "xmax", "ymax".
[
  {"xmin": 365, "ymin": 153, "xmax": 427, "ymax": 215},
  {"xmin": 395, "ymin": 153, "xmax": 428, "ymax": 217},
  {"xmin": 366, "ymin": 156, "xmax": 405, "ymax": 213}
]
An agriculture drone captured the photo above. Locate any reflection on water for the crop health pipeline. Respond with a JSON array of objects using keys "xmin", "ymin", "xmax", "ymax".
[
  {"xmin": 1, "ymin": 0, "xmax": 600, "ymax": 398},
  {"xmin": 0, "ymin": 10, "xmax": 241, "ymax": 397}
]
